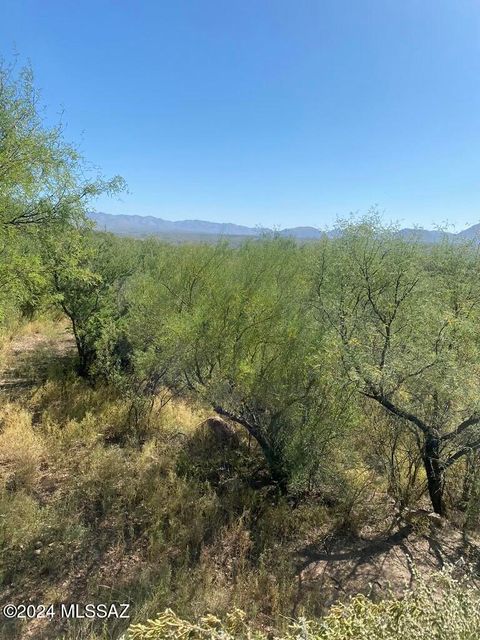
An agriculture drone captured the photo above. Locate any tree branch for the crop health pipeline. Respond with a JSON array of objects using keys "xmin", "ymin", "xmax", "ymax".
[
  {"xmin": 441, "ymin": 414, "xmax": 480, "ymax": 443},
  {"xmin": 362, "ymin": 389, "xmax": 430, "ymax": 435}
]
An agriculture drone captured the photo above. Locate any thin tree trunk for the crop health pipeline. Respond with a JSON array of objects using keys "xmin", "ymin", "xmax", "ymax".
[
  {"xmin": 261, "ymin": 444, "xmax": 289, "ymax": 494},
  {"xmin": 213, "ymin": 404, "xmax": 288, "ymax": 493},
  {"xmin": 423, "ymin": 434, "xmax": 445, "ymax": 516}
]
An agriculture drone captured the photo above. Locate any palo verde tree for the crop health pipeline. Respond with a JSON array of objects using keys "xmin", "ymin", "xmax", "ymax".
[
  {"xmin": 126, "ymin": 237, "xmax": 348, "ymax": 492},
  {"xmin": 314, "ymin": 217, "xmax": 480, "ymax": 516},
  {"xmin": 0, "ymin": 58, "xmax": 124, "ymax": 324}
]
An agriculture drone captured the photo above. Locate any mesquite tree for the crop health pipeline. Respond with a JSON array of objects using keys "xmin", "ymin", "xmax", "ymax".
[
  {"xmin": 314, "ymin": 219, "xmax": 480, "ymax": 516},
  {"xmin": 42, "ymin": 230, "xmax": 136, "ymax": 377}
]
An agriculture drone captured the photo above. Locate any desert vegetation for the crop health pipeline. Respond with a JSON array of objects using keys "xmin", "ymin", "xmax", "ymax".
[{"xmin": 1, "ymin": 62, "xmax": 480, "ymax": 640}]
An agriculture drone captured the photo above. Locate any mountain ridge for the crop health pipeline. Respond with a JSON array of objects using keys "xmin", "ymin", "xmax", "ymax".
[{"xmin": 89, "ymin": 211, "xmax": 480, "ymax": 242}]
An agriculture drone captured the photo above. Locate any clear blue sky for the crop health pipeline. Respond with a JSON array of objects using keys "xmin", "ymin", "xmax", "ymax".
[{"xmin": 1, "ymin": 0, "xmax": 479, "ymax": 230}]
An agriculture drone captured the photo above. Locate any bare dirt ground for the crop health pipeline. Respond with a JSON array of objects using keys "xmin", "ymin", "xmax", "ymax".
[
  {"xmin": 0, "ymin": 319, "xmax": 75, "ymax": 397},
  {"xmin": 295, "ymin": 517, "xmax": 480, "ymax": 614}
]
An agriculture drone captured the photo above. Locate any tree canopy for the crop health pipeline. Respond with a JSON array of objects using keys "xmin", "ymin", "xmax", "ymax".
[
  {"xmin": 314, "ymin": 218, "xmax": 480, "ymax": 514},
  {"xmin": 0, "ymin": 59, "xmax": 124, "ymax": 324}
]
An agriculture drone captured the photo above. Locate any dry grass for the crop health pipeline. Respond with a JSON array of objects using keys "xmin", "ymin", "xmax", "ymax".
[{"xmin": 0, "ymin": 403, "xmax": 45, "ymax": 490}]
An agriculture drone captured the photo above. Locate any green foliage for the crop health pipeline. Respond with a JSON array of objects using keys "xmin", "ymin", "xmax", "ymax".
[
  {"xmin": 47, "ymin": 217, "xmax": 480, "ymax": 509},
  {"xmin": 122, "ymin": 237, "xmax": 351, "ymax": 492},
  {"xmin": 0, "ymin": 59, "xmax": 124, "ymax": 228},
  {"xmin": 41, "ymin": 229, "xmax": 137, "ymax": 376},
  {"xmin": 314, "ymin": 216, "xmax": 480, "ymax": 513},
  {"xmin": 0, "ymin": 58, "xmax": 124, "ymax": 328}
]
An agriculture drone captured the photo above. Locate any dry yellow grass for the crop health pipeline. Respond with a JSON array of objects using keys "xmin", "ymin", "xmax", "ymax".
[
  {"xmin": 0, "ymin": 402, "xmax": 45, "ymax": 490},
  {"xmin": 153, "ymin": 393, "xmax": 211, "ymax": 434}
]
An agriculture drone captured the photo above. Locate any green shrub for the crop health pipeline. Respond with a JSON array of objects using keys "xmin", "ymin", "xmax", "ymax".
[{"xmin": 125, "ymin": 568, "xmax": 480, "ymax": 640}]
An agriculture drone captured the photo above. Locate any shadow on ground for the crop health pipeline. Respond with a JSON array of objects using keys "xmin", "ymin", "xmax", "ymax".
[{"xmin": 293, "ymin": 518, "xmax": 480, "ymax": 615}]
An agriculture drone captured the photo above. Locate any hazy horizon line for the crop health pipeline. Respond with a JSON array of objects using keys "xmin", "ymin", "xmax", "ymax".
[{"xmin": 91, "ymin": 210, "xmax": 479, "ymax": 233}]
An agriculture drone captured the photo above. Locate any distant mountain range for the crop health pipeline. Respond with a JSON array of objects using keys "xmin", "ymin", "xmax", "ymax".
[
  {"xmin": 89, "ymin": 212, "xmax": 325, "ymax": 240},
  {"xmin": 89, "ymin": 211, "xmax": 480, "ymax": 243}
]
